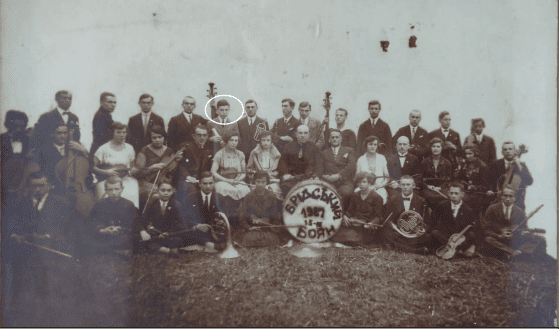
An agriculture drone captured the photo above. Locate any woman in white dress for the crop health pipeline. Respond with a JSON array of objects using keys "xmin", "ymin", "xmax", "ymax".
[
  {"xmin": 355, "ymin": 135, "xmax": 389, "ymax": 204},
  {"xmin": 93, "ymin": 122, "xmax": 139, "ymax": 208},
  {"xmin": 246, "ymin": 131, "xmax": 283, "ymax": 200}
]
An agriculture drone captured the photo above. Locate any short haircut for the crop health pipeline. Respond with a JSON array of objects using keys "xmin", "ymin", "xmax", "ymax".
[
  {"xmin": 194, "ymin": 124, "xmax": 209, "ymax": 134},
  {"xmin": 199, "ymin": 171, "xmax": 214, "ymax": 181},
  {"xmin": 157, "ymin": 177, "xmax": 174, "ymax": 188},
  {"xmin": 55, "ymin": 90, "xmax": 71, "ymax": 101},
  {"xmin": 354, "ymin": 171, "xmax": 376, "ymax": 185},
  {"xmin": 298, "ymin": 101, "xmax": 311, "ymax": 110},
  {"xmin": 150, "ymin": 125, "xmax": 167, "ymax": 139},
  {"xmin": 245, "ymin": 99, "xmax": 257, "ymax": 107},
  {"xmin": 502, "ymin": 141, "xmax": 515, "ymax": 149},
  {"xmin": 368, "ymin": 100, "xmax": 381, "ymax": 109},
  {"xmin": 222, "ymin": 132, "xmax": 240, "ymax": 144},
  {"xmin": 448, "ymin": 181, "xmax": 464, "ymax": 192},
  {"xmin": 429, "ymin": 137, "xmax": 443, "ymax": 148},
  {"xmin": 139, "ymin": 93, "xmax": 153, "ymax": 102},
  {"xmin": 329, "ymin": 128, "xmax": 342, "ymax": 137},
  {"xmin": 501, "ymin": 185, "xmax": 517, "ymax": 195},
  {"xmin": 362, "ymin": 135, "xmax": 379, "ymax": 151},
  {"xmin": 438, "ymin": 111, "xmax": 450, "ymax": 121},
  {"xmin": 104, "ymin": 175, "xmax": 123, "ymax": 188},
  {"xmin": 49, "ymin": 121, "xmax": 67, "ymax": 135},
  {"xmin": 336, "ymin": 108, "xmax": 348, "ymax": 117},
  {"xmin": 111, "ymin": 121, "xmax": 128, "ymax": 132},
  {"xmin": 216, "ymin": 99, "xmax": 230, "ymax": 108},
  {"xmin": 400, "ymin": 175, "xmax": 415, "ymax": 184},
  {"xmin": 470, "ymin": 118, "xmax": 485, "ymax": 132},
  {"xmin": 259, "ymin": 130, "xmax": 273, "ymax": 142},
  {"xmin": 183, "ymin": 96, "xmax": 196, "ymax": 104},
  {"xmin": 282, "ymin": 98, "xmax": 295, "ymax": 109},
  {"xmin": 463, "ymin": 142, "xmax": 479, "ymax": 156},
  {"xmin": 410, "ymin": 109, "xmax": 421, "ymax": 116},
  {"xmin": 253, "ymin": 170, "xmax": 270, "ymax": 184},
  {"xmin": 4, "ymin": 110, "xmax": 29, "ymax": 129},
  {"xmin": 100, "ymin": 92, "xmax": 116, "ymax": 102}
]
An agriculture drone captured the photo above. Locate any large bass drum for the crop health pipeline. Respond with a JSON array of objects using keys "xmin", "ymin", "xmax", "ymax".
[{"xmin": 282, "ymin": 179, "xmax": 343, "ymax": 243}]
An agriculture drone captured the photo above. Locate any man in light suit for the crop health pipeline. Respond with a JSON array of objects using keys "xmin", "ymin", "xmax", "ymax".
[
  {"xmin": 428, "ymin": 111, "xmax": 462, "ymax": 172},
  {"xmin": 297, "ymin": 101, "xmax": 325, "ymax": 149},
  {"xmin": 206, "ymin": 99, "xmax": 240, "ymax": 154},
  {"xmin": 392, "ymin": 110, "xmax": 430, "ymax": 160},
  {"xmin": 237, "ymin": 99, "xmax": 268, "ymax": 162},
  {"xmin": 356, "ymin": 100, "xmax": 393, "ymax": 156},
  {"xmin": 321, "ymin": 129, "xmax": 356, "ymax": 208},
  {"xmin": 126, "ymin": 93, "xmax": 165, "ymax": 154},
  {"xmin": 33, "ymin": 90, "xmax": 81, "ymax": 149},
  {"xmin": 167, "ymin": 96, "xmax": 208, "ymax": 152},
  {"xmin": 270, "ymin": 98, "xmax": 301, "ymax": 153},
  {"xmin": 386, "ymin": 136, "xmax": 423, "ymax": 200}
]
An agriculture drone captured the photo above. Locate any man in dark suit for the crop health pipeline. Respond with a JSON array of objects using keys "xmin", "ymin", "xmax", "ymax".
[
  {"xmin": 332, "ymin": 108, "xmax": 357, "ymax": 150},
  {"xmin": 356, "ymin": 100, "xmax": 393, "ymax": 156},
  {"xmin": 430, "ymin": 181, "xmax": 477, "ymax": 255},
  {"xmin": 167, "ymin": 96, "xmax": 208, "ymax": 152},
  {"xmin": 270, "ymin": 98, "xmax": 301, "ymax": 153},
  {"xmin": 487, "ymin": 141, "xmax": 533, "ymax": 210},
  {"xmin": 90, "ymin": 92, "xmax": 116, "ymax": 159},
  {"xmin": 428, "ymin": 111, "xmax": 462, "ymax": 172},
  {"xmin": 278, "ymin": 125, "xmax": 324, "ymax": 197},
  {"xmin": 174, "ymin": 124, "xmax": 215, "ymax": 211},
  {"xmin": 297, "ymin": 101, "xmax": 325, "ymax": 149},
  {"xmin": 126, "ymin": 93, "xmax": 165, "ymax": 154},
  {"xmin": 392, "ymin": 110, "xmax": 429, "ymax": 160},
  {"xmin": 383, "ymin": 175, "xmax": 431, "ymax": 252},
  {"xmin": 386, "ymin": 136, "xmax": 423, "ymax": 200},
  {"xmin": 321, "ymin": 129, "xmax": 356, "ymax": 208},
  {"xmin": 237, "ymin": 99, "xmax": 269, "ymax": 162},
  {"xmin": 1, "ymin": 110, "xmax": 32, "ymax": 198},
  {"xmin": 33, "ymin": 90, "xmax": 80, "ymax": 149},
  {"xmin": 463, "ymin": 118, "xmax": 497, "ymax": 166}
]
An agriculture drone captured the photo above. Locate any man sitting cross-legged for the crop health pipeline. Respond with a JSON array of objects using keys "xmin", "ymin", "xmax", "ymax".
[
  {"xmin": 135, "ymin": 178, "xmax": 218, "ymax": 256},
  {"xmin": 82, "ymin": 175, "xmax": 138, "ymax": 257},
  {"xmin": 331, "ymin": 172, "xmax": 384, "ymax": 247},
  {"xmin": 429, "ymin": 181, "xmax": 478, "ymax": 256}
]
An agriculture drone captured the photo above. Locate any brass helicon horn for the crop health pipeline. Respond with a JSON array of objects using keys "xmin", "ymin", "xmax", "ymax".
[{"xmin": 215, "ymin": 212, "xmax": 240, "ymax": 259}]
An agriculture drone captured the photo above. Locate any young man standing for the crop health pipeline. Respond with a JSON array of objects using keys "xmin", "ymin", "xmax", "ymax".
[
  {"xmin": 356, "ymin": 100, "xmax": 393, "ymax": 156},
  {"xmin": 206, "ymin": 99, "xmax": 240, "ymax": 154},
  {"xmin": 428, "ymin": 111, "xmax": 462, "ymax": 172},
  {"xmin": 297, "ymin": 101, "xmax": 325, "ymax": 149},
  {"xmin": 270, "ymin": 98, "xmax": 301, "ymax": 153},
  {"xmin": 332, "ymin": 108, "xmax": 357, "ymax": 151},
  {"xmin": 392, "ymin": 110, "xmax": 429, "ymax": 160},
  {"xmin": 90, "ymin": 92, "xmax": 117, "ymax": 158},
  {"xmin": 237, "ymin": 99, "xmax": 268, "ymax": 161},
  {"xmin": 33, "ymin": 90, "xmax": 81, "ymax": 148},
  {"xmin": 167, "ymin": 96, "xmax": 208, "ymax": 152},
  {"xmin": 127, "ymin": 94, "xmax": 165, "ymax": 154}
]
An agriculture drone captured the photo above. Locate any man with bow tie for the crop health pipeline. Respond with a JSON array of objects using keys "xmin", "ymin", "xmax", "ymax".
[
  {"xmin": 33, "ymin": 90, "xmax": 81, "ymax": 149},
  {"xmin": 487, "ymin": 141, "xmax": 533, "ymax": 210},
  {"xmin": 392, "ymin": 110, "xmax": 430, "ymax": 160},
  {"xmin": 126, "ymin": 93, "xmax": 165, "ymax": 154},
  {"xmin": 167, "ymin": 96, "xmax": 208, "ymax": 152},
  {"xmin": 206, "ymin": 99, "xmax": 240, "ymax": 154},
  {"xmin": 278, "ymin": 125, "xmax": 324, "ymax": 197},
  {"xmin": 356, "ymin": 100, "xmax": 393, "ymax": 156},
  {"xmin": 386, "ymin": 136, "xmax": 423, "ymax": 201},
  {"xmin": 270, "ymin": 98, "xmax": 301, "ymax": 153},
  {"xmin": 428, "ymin": 111, "xmax": 462, "ymax": 172},
  {"xmin": 237, "ymin": 99, "xmax": 269, "ymax": 162},
  {"xmin": 321, "ymin": 129, "xmax": 357, "ymax": 208},
  {"xmin": 430, "ymin": 181, "xmax": 477, "ymax": 256}
]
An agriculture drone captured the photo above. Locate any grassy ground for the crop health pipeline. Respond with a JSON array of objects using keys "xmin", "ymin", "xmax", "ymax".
[{"xmin": 2, "ymin": 245, "xmax": 557, "ymax": 327}]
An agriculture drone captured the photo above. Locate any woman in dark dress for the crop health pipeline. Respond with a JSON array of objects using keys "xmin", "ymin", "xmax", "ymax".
[{"xmin": 419, "ymin": 137, "xmax": 452, "ymax": 209}]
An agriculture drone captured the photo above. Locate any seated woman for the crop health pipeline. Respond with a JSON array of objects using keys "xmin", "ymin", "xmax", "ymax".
[
  {"xmin": 456, "ymin": 142, "xmax": 492, "ymax": 216},
  {"xmin": 332, "ymin": 171, "xmax": 384, "ymax": 246},
  {"xmin": 355, "ymin": 136, "xmax": 389, "ymax": 204},
  {"xmin": 419, "ymin": 137, "xmax": 452, "ymax": 209},
  {"xmin": 238, "ymin": 171, "xmax": 282, "ymax": 247},
  {"xmin": 211, "ymin": 133, "xmax": 251, "ymax": 224},
  {"xmin": 134, "ymin": 125, "xmax": 181, "ymax": 210},
  {"xmin": 93, "ymin": 122, "xmax": 139, "ymax": 208},
  {"xmin": 246, "ymin": 131, "xmax": 282, "ymax": 200}
]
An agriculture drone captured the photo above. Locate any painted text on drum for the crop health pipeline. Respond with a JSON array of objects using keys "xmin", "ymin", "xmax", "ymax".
[
  {"xmin": 284, "ymin": 187, "xmax": 342, "ymax": 220},
  {"xmin": 295, "ymin": 225, "xmax": 337, "ymax": 239}
]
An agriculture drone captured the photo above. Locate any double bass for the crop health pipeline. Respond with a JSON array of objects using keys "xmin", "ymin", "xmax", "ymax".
[
  {"xmin": 207, "ymin": 82, "xmax": 218, "ymax": 120},
  {"xmin": 497, "ymin": 144, "xmax": 528, "ymax": 193},
  {"xmin": 315, "ymin": 91, "xmax": 331, "ymax": 146}
]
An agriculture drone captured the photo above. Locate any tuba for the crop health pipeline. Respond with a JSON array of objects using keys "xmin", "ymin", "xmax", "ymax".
[
  {"xmin": 391, "ymin": 210, "xmax": 426, "ymax": 238},
  {"xmin": 254, "ymin": 121, "xmax": 267, "ymax": 141},
  {"xmin": 215, "ymin": 212, "xmax": 239, "ymax": 259}
]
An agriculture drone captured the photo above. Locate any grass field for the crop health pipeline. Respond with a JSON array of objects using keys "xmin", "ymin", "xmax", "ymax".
[{"xmin": 2, "ymin": 244, "xmax": 557, "ymax": 327}]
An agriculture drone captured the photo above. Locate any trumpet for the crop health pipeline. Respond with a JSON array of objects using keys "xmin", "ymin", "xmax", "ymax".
[{"xmin": 254, "ymin": 121, "xmax": 267, "ymax": 141}]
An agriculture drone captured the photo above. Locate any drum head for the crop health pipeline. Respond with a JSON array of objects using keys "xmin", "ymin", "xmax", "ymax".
[{"xmin": 282, "ymin": 179, "xmax": 343, "ymax": 243}]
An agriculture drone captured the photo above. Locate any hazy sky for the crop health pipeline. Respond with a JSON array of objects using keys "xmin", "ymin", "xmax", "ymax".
[{"xmin": 1, "ymin": 0, "xmax": 556, "ymax": 256}]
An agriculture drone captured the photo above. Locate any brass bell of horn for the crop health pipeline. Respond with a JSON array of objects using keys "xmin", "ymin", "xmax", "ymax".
[{"xmin": 215, "ymin": 212, "xmax": 240, "ymax": 259}]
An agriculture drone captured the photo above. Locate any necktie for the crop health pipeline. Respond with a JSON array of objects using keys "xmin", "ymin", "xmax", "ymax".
[
  {"xmin": 161, "ymin": 202, "xmax": 167, "ymax": 215},
  {"xmin": 399, "ymin": 154, "xmax": 406, "ymax": 158},
  {"xmin": 506, "ymin": 206, "xmax": 511, "ymax": 220},
  {"xmin": 443, "ymin": 129, "xmax": 449, "ymax": 134},
  {"xmin": 204, "ymin": 195, "xmax": 209, "ymax": 211},
  {"xmin": 372, "ymin": 119, "xmax": 375, "ymax": 129},
  {"xmin": 285, "ymin": 118, "xmax": 288, "ymax": 124},
  {"xmin": 333, "ymin": 148, "xmax": 338, "ymax": 161},
  {"xmin": 402, "ymin": 197, "xmax": 410, "ymax": 201},
  {"xmin": 187, "ymin": 114, "xmax": 191, "ymax": 123},
  {"xmin": 143, "ymin": 115, "xmax": 149, "ymax": 134},
  {"xmin": 249, "ymin": 118, "xmax": 253, "ymax": 126},
  {"xmin": 298, "ymin": 144, "xmax": 303, "ymax": 158},
  {"xmin": 452, "ymin": 206, "xmax": 459, "ymax": 218},
  {"xmin": 411, "ymin": 127, "xmax": 416, "ymax": 140}
]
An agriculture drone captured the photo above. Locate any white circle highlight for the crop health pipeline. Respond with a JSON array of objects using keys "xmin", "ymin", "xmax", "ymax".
[{"xmin": 204, "ymin": 95, "xmax": 245, "ymax": 125}]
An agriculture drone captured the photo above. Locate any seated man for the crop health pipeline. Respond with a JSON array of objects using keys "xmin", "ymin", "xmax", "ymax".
[
  {"xmin": 321, "ymin": 129, "xmax": 356, "ymax": 208},
  {"xmin": 481, "ymin": 187, "xmax": 531, "ymax": 260},
  {"xmin": 386, "ymin": 136, "xmax": 423, "ymax": 201},
  {"xmin": 238, "ymin": 171, "xmax": 282, "ymax": 247},
  {"xmin": 429, "ymin": 181, "xmax": 477, "ymax": 256},
  {"xmin": 278, "ymin": 124, "xmax": 323, "ymax": 197},
  {"xmin": 82, "ymin": 175, "xmax": 138, "ymax": 256},
  {"xmin": 332, "ymin": 172, "xmax": 383, "ymax": 246},
  {"xmin": 135, "ymin": 178, "xmax": 218, "ymax": 256},
  {"xmin": 383, "ymin": 175, "xmax": 431, "ymax": 252}
]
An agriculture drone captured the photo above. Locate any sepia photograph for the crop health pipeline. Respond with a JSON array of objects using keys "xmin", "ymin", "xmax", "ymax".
[{"xmin": 1, "ymin": 0, "xmax": 557, "ymax": 326}]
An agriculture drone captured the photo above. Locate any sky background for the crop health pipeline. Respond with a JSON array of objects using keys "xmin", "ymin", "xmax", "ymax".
[{"xmin": 1, "ymin": 0, "xmax": 556, "ymax": 257}]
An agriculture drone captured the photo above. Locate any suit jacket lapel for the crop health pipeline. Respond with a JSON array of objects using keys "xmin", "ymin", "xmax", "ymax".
[{"xmin": 178, "ymin": 113, "xmax": 190, "ymax": 129}]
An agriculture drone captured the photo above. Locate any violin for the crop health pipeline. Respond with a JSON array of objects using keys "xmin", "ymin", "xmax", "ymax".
[
  {"xmin": 436, "ymin": 224, "xmax": 473, "ymax": 260},
  {"xmin": 96, "ymin": 163, "xmax": 130, "ymax": 181},
  {"xmin": 498, "ymin": 144, "xmax": 528, "ymax": 193},
  {"xmin": 499, "ymin": 204, "xmax": 544, "ymax": 237}
]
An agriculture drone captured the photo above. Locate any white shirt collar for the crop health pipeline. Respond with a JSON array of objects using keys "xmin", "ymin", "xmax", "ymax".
[
  {"xmin": 33, "ymin": 193, "xmax": 49, "ymax": 211},
  {"xmin": 410, "ymin": 124, "xmax": 418, "ymax": 130},
  {"xmin": 370, "ymin": 117, "xmax": 377, "ymax": 126},
  {"xmin": 54, "ymin": 142, "xmax": 65, "ymax": 155},
  {"xmin": 451, "ymin": 201, "xmax": 462, "ymax": 209},
  {"xmin": 402, "ymin": 192, "xmax": 413, "ymax": 200},
  {"xmin": 284, "ymin": 115, "xmax": 292, "ymax": 122},
  {"xmin": 441, "ymin": 127, "xmax": 449, "ymax": 133},
  {"xmin": 143, "ymin": 111, "xmax": 151, "ymax": 118},
  {"xmin": 398, "ymin": 152, "xmax": 408, "ymax": 157},
  {"xmin": 218, "ymin": 117, "xmax": 228, "ymax": 123},
  {"xmin": 331, "ymin": 145, "xmax": 340, "ymax": 154},
  {"xmin": 301, "ymin": 117, "xmax": 309, "ymax": 125},
  {"xmin": 57, "ymin": 107, "xmax": 69, "ymax": 116},
  {"xmin": 183, "ymin": 112, "xmax": 192, "ymax": 120},
  {"xmin": 202, "ymin": 191, "xmax": 212, "ymax": 200},
  {"xmin": 11, "ymin": 140, "xmax": 22, "ymax": 154},
  {"xmin": 160, "ymin": 200, "xmax": 168, "ymax": 207},
  {"xmin": 475, "ymin": 133, "xmax": 484, "ymax": 141}
]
